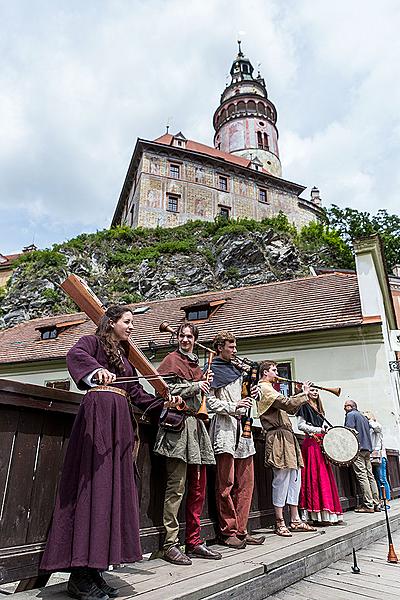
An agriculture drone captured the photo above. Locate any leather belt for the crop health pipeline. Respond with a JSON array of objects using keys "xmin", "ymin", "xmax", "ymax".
[{"xmin": 87, "ymin": 385, "xmax": 127, "ymax": 398}]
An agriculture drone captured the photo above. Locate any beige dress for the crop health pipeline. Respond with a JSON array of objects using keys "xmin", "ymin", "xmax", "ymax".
[{"xmin": 258, "ymin": 381, "xmax": 307, "ymax": 470}]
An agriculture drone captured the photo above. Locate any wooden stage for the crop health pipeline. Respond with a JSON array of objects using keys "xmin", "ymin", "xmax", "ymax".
[{"xmin": 6, "ymin": 500, "xmax": 400, "ymax": 600}]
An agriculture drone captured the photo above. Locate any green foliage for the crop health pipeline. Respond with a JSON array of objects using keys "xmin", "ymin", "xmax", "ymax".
[
  {"xmin": 41, "ymin": 288, "xmax": 60, "ymax": 301},
  {"xmin": 298, "ymin": 221, "xmax": 354, "ymax": 268},
  {"xmin": 118, "ymin": 292, "xmax": 142, "ymax": 304},
  {"xmin": 324, "ymin": 205, "xmax": 400, "ymax": 271},
  {"xmin": 16, "ymin": 249, "xmax": 67, "ymax": 270},
  {"xmin": 224, "ymin": 266, "xmax": 240, "ymax": 279}
]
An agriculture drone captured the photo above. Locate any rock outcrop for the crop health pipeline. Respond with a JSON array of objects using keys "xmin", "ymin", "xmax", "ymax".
[{"xmin": 0, "ymin": 218, "xmax": 347, "ymax": 328}]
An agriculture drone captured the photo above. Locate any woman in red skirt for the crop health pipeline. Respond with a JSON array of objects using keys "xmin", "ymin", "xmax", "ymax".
[{"xmin": 297, "ymin": 388, "xmax": 343, "ymax": 525}]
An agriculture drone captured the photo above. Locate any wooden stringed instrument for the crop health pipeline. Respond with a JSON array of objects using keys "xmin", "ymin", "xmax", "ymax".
[{"xmin": 61, "ymin": 274, "xmax": 170, "ymax": 399}]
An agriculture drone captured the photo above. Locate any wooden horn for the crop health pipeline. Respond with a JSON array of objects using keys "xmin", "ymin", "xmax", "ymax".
[
  {"xmin": 276, "ymin": 376, "xmax": 341, "ymax": 397},
  {"xmin": 159, "ymin": 321, "xmax": 175, "ymax": 335}
]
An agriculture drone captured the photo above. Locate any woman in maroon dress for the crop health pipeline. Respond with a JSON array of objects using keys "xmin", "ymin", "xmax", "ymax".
[
  {"xmin": 297, "ymin": 388, "xmax": 343, "ymax": 525},
  {"xmin": 40, "ymin": 306, "xmax": 164, "ymax": 600}
]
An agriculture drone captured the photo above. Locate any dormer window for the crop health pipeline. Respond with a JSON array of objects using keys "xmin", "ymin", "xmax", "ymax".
[
  {"xmin": 172, "ymin": 132, "xmax": 187, "ymax": 149},
  {"xmin": 36, "ymin": 318, "xmax": 86, "ymax": 341},
  {"xmin": 40, "ymin": 327, "xmax": 58, "ymax": 340},
  {"xmin": 181, "ymin": 298, "xmax": 226, "ymax": 322}
]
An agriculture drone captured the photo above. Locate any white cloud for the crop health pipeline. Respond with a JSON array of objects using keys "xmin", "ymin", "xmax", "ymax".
[{"xmin": 0, "ymin": 0, "xmax": 399, "ymax": 253}]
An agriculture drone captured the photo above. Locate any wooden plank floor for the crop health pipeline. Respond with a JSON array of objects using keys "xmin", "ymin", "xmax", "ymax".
[
  {"xmin": 271, "ymin": 522, "xmax": 400, "ymax": 599},
  {"xmin": 7, "ymin": 500, "xmax": 400, "ymax": 600}
]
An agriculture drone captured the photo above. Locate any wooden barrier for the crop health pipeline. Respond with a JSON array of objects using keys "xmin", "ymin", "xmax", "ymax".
[{"xmin": 1, "ymin": 378, "xmax": 399, "ymax": 588}]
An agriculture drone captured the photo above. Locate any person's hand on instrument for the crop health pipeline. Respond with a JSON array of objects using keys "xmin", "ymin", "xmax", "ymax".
[
  {"xmin": 165, "ymin": 395, "xmax": 184, "ymax": 409},
  {"xmin": 250, "ymin": 384, "xmax": 261, "ymax": 401},
  {"xmin": 198, "ymin": 380, "xmax": 210, "ymax": 394},
  {"xmin": 302, "ymin": 380, "xmax": 313, "ymax": 395},
  {"xmin": 95, "ymin": 368, "xmax": 116, "ymax": 385},
  {"xmin": 237, "ymin": 397, "xmax": 253, "ymax": 409}
]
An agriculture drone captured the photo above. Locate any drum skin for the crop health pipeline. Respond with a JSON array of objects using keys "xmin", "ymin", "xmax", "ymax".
[{"xmin": 322, "ymin": 426, "xmax": 359, "ymax": 466}]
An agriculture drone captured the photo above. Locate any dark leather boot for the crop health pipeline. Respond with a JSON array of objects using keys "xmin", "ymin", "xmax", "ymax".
[
  {"xmin": 67, "ymin": 568, "xmax": 109, "ymax": 600},
  {"xmin": 90, "ymin": 570, "xmax": 119, "ymax": 598}
]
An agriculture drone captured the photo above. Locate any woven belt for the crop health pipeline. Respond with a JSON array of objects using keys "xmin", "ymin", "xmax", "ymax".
[{"xmin": 87, "ymin": 385, "xmax": 127, "ymax": 398}]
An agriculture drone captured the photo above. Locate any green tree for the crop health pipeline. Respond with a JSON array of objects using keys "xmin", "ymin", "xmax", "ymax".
[{"xmin": 324, "ymin": 205, "xmax": 400, "ymax": 271}]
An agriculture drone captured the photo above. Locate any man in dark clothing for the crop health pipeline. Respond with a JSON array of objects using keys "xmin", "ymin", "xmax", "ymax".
[{"xmin": 344, "ymin": 400, "xmax": 380, "ymax": 513}]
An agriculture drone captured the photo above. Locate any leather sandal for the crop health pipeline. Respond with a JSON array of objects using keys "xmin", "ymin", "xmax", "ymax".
[
  {"xmin": 274, "ymin": 519, "xmax": 292, "ymax": 537},
  {"xmin": 289, "ymin": 520, "xmax": 318, "ymax": 532}
]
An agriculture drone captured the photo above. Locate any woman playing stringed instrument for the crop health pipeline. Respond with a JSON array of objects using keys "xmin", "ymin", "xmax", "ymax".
[{"xmin": 40, "ymin": 306, "xmax": 166, "ymax": 600}]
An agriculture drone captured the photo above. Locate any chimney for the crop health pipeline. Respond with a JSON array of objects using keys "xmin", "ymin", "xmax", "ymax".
[{"xmin": 310, "ymin": 186, "xmax": 321, "ymax": 205}]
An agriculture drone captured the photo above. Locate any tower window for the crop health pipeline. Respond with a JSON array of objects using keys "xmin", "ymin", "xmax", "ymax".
[
  {"xmin": 219, "ymin": 176, "xmax": 228, "ymax": 191},
  {"xmin": 167, "ymin": 194, "xmax": 179, "ymax": 212},
  {"xmin": 259, "ymin": 188, "xmax": 268, "ymax": 203},
  {"xmin": 257, "ymin": 131, "xmax": 263, "ymax": 149},
  {"xmin": 242, "ymin": 64, "xmax": 249, "ymax": 74},
  {"xmin": 169, "ymin": 163, "xmax": 180, "ymax": 179},
  {"xmin": 263, "ymin": 133, "xmax": 269, "ymax": 149}
]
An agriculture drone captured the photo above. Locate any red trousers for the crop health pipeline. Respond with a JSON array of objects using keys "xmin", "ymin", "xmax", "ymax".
[
  {"xmin": 185, "ymin": 464, "xmax": 207, "ymax": 547},
  {"xmin": 215, "ymin": 453, "xmax": 254, "ymax": 538}
]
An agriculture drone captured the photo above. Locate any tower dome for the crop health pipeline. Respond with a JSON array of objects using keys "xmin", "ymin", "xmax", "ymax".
[{"xmin": 213, "ymin": 42, "xmax": 282, "ymax": 177}]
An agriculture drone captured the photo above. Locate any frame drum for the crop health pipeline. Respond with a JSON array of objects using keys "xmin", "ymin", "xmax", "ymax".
[{"xmin": 322, "ymin": 426, "xmax": 359, "ymax": 466}]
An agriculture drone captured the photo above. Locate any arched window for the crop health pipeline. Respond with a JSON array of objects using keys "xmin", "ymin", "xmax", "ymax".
[
  {"xmin": 237, "ymin": 101, "xmax": 246, "ymax": 113},
  {"xmin": 267, "ymin": 106, "xmax": 272, "ymax": 118},
  {"xmin": 258, "ymin": 102, "xmax": 266, "ymax": 115},
  {"xmin": 228, "ymin": 104, "xmax": 235, "ymax": 116},
  {"xmin": 263, "ymin": 133, "xmax": 269, "ymax": 149},
  {"xmin": 247, "ymin": 100, "xmax": 256, "ymax": 113},
  {"xmin": 257, "ymin": 131, "xmax": 263, "ymax": 149}
]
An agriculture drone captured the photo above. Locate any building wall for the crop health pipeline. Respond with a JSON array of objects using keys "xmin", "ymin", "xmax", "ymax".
[
  {"xmin": 2, "ymin": 327, "xmax": 400, "ymax": 450},
  {"xmin": 240, "ymin": 334, "xmax": 400, "ymax": 450},
  {"xmin": 121, "ymin": 150, "xmax": 317, "ymax": 230}
]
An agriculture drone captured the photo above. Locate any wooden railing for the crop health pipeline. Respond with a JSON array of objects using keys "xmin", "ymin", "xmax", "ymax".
[{"xmin": 1, "ymin": 378, "xmax": 399, "ymax": 588}]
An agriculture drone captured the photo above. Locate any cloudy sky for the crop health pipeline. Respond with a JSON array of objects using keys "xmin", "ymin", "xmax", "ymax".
[{"xmin": 1, "ymin": 0, "xmax": 399, "ymax": 254}]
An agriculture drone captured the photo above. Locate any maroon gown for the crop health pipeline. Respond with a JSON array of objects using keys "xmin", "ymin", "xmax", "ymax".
[{"xmin": 40, "ymin": 335, "xmax": 163, "ymax": 572}]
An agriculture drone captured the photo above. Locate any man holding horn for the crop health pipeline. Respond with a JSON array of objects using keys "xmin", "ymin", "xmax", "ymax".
[
  {"xmin": 257, "ymin": 360, "xmax": 318, "ymax": 536},
  {"xmin": 155, "ymin": 323, "xmax": 222, "ymax": 565}
]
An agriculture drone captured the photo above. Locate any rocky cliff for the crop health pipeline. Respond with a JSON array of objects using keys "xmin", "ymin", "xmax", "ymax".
[{"xmin": 0, "ymin": 216, "xmax": 352, "ymax": 328}]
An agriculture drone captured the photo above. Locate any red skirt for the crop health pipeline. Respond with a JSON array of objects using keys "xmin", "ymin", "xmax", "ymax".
[{"xmin": 299, "ymin": 435, "xmax": 343, "ymax": 519}]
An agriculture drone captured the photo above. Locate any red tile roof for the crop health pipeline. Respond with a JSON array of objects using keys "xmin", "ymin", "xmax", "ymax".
[
  {"xmin": 0, "ymin": 253, "xmax": 22, "ymax": 268},
  {"xmin": 153, "ymin": 133, "xmax": 271, "ymax": 173},
  {"xmin": 0, "ymin": 274, "xmax": 370, "ymax": 366}
]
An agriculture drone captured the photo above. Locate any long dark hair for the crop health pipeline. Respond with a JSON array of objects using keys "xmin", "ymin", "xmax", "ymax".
[{"xmin": 95, "ymin": 305, "xmax": 133, "ymax": 375}]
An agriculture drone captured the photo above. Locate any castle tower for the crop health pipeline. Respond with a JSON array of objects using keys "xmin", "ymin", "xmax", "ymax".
[{"xmin": 213, "ymin": 42, "xmax": 282, "ymax": 177}]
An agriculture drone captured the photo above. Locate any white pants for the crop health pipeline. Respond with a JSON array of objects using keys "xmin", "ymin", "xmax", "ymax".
[{"xmin": 272, "ymin": 468, "xmax": 301, "ymax": 508}]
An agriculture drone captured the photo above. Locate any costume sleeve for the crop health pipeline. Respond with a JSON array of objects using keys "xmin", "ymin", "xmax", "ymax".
[
  {"xmin": 127, "ymin": 381, "xmax": 164, "ymax": 422},
  {"xmin": 297, "ymin": 415, "xmax": 323, "ymax": 434},
  {"xmin": 66, "ymin": 336, "xmax": 105, "ymax": 390},
  {"xmin": 168, "ymin": 380, "xmax": 200, "ymax": 399},
  {"xmin": 272, "ymin": 393, "xmax": 308, "ymax": 414},
  {"xmin": 207, "ymin": 388, "xmax": 237, "ymax": 415}
]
